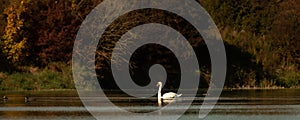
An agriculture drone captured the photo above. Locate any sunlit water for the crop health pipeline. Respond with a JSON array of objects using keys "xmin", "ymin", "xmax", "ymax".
[{"xmin": 0, "ymin": 89, "xmax": 300, "ymax": 120}]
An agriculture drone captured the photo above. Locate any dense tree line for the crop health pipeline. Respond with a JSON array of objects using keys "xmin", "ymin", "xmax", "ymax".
[
  {"xmin": 201, "ymin": 0, "xmax": 299, "ymax": 87},
  {"xmin": 0, "ymin": 0, "xmax": 102, "ymax": 67},
  {"xmin": 0, "ymin": 0, "xmax": 299, "ymax": 89}
]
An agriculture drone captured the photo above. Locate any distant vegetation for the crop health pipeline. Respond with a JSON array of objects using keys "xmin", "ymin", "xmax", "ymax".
[
  {"xmin": 201, "ymin": 0, "xmax": 300, "ymax": 88},
  {"xmin": 0, "ymin": 0, "xmax": 299, "ymax": 90}
]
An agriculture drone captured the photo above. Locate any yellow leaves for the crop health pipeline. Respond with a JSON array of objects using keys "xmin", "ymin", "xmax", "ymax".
[
  {"xmin": 17, "ymin": 20, "xmax": 24, "ymax": 30},
  {"xmin": 4, "ymin": 37, "xmax": 28, "ymax": 63},
  {"xmin": 1, "ymin": 0, "xmax": 31, "ymax": 64}
]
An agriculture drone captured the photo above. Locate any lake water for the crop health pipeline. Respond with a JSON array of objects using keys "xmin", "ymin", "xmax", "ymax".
[{"xmin": 0, "ymin": 89, "xmax": 300, "ymax": 120}]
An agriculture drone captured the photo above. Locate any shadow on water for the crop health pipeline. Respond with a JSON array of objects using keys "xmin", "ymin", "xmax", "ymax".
[{"xmin": 0, "ymin": 89, "xmax": 300, "ymax": 119}]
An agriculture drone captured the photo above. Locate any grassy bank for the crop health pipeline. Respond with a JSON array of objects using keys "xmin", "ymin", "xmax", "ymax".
[
  {"xmin": 0, "ymin": 62, "xmax": 74, "ymax": 90},
  {"xmin": 0, "ymin": 61, "xmax": 299, "ymax": 91}
]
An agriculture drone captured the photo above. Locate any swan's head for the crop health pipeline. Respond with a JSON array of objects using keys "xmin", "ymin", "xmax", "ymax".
[{"xmin": 156, "ymin": 82, "xmax": 162, "ymax": 87}]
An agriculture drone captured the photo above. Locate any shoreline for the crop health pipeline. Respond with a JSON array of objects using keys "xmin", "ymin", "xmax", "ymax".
[
  {"xmin": 1, "ymin": 87, "xmax": 300, "ymax": 92},
  {"xmin": 223, "ymin": 86, "xmax": 300, "ymax": 90}
]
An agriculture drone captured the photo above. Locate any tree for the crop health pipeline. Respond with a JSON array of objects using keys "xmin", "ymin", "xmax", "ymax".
[
  {"xmin": 33, "ymin": 0, "xmax": 102, "ymax": 65},
  {"xmin": 0, "ymin": 0, "xmax": 32, "ymax": 65},
  {"xmin": 0, "ymin": 0, "xmax": 9, "ymax": 36},
  {"xmin": 270, "ymin": 0, "xmax": 300, "ymax": 67}
]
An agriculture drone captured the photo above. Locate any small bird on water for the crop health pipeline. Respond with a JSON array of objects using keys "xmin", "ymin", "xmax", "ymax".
[
  {"xmin": 2, "ymin": 96, "xmax": 8, "ymax": 102},
  {"xmin": 2, "ymin": 96, "xmax": 8, "ymax": 100},
  {"xmin": 25, "ymin": 96, "xmax": 31, "ymax": 103},
  {"xmin": 25, "ymin": 96, "xmax": 36, "ymax": 103}
]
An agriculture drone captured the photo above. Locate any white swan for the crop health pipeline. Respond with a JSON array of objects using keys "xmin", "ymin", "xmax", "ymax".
[{"xmin": 156, "ymin": 82, "xmax": 182, "ymax": 106}]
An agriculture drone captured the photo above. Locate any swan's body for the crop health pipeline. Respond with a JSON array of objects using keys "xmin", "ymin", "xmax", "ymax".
[
  {"xmin": 162, "ymin": 92, "xmax": 182, "ymax": 99},
  {"xmin": 156, "ymin": 82, "xmax": 182, "ymax": 106}
]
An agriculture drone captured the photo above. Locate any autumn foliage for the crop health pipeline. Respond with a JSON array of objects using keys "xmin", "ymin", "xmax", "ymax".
[{"xmin": 0, "ymin": 0, "xmax": 299, "ymax": 89}]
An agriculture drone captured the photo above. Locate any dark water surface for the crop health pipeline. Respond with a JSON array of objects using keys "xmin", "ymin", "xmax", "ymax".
[{"xmin": 0, "ymin": 89, "xmax": 300, "ymax": 120}]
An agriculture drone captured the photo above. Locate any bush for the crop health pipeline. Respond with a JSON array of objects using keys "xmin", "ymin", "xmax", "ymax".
[{"xmin": 276, "ymin": 70, "xmax": 300, "ymax": 88}]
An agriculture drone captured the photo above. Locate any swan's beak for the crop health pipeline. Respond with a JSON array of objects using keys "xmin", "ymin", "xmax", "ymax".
[{"xmin": 156, "ymin": 83, "xmax": 159, "ymax": 87}]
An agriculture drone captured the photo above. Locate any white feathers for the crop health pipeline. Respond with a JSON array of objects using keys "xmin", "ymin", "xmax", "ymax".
[
  {"xmin": 157, "ymin": 82, "xmax": 182, "ymax": 106},
  {"xmin": 162, "ymin": 92, "xmax": 182, "ymax": 99}
]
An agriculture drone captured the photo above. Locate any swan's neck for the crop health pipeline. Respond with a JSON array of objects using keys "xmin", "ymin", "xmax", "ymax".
[
  {"xmin": 158, "ymin": 85, "xmax": 162, "ymax": 106},
  {"xmin": 158, "ymin": 85, "xmax": 162, "ymax": 99}
]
